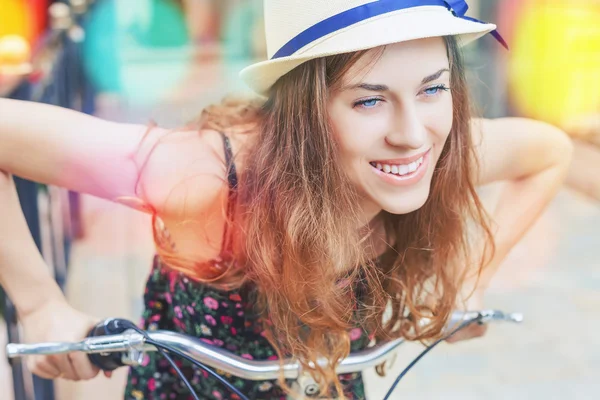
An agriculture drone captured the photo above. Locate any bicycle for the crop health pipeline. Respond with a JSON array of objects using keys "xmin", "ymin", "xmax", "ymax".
[{"xmin": 7, "ymin": 309, "xmax": 523, "ymax": 400}]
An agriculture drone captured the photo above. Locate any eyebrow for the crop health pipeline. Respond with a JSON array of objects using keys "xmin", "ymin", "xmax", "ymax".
[
  {"xmin": 421, "ymin": 68, "xmax": 450, "ymax": 84},
  {"xmin": 343, "ymin": 68, "xmax": 450, "ymax": 92}
]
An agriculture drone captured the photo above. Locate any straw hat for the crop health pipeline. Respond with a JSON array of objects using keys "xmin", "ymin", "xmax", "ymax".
[{"xmin": 240, "ymin": 0, "xmax": 507, "ymax": 95}]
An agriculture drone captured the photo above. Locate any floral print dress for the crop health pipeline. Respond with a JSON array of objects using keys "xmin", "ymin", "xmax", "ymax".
[{"xmin": 124, "ymin": 133, "xmax": 372, "ymax": 400}]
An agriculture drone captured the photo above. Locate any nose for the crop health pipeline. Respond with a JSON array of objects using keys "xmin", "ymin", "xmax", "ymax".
[{"xmin": 385, "ymin": 103, "xmax": 427, "ymax": 149}]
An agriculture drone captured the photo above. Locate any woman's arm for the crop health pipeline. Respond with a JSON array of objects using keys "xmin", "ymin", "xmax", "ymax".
[
  {"xmin": 448, "ymin": 117, "xmax": 572, "ymax": 343},
  {"xmin": 0, "ymin": 99, "xmax": 227, "ymax": 216},
  {"xmin": 467, "ymin": 117, "xmax": 574, "ymax": 292},
  {"xmin": 0, "ymin": 98, "xmax": 156, "ymax": 202},
  {"xmin": 0, "ymin": 170, "xmax": 102, "ymax": 380},
  {"xmin": 0, "ymin": 170, "xmax": 63, "ymax": 315}
]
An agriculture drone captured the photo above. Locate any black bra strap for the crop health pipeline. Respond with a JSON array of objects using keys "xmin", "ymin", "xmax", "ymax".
[{"xmin": 219, "ymin": 132, "xmax": 238, "ymax": 253}]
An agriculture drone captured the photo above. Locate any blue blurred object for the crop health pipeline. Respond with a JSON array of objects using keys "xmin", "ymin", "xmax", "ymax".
[{"xmin": 82, "ymin": 0, "xmax": 191, "ymax": 105}]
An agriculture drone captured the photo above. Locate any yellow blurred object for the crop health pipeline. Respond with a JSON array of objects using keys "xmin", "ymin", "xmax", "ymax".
[
  {"xmin": 0, "ymin": 35, "xmax": 32, "ymax": 75},
  {"xmin": 0, "ymin": 0, "xmax": 32, "ymax": 40},
  {"xmin": 508, "ymin": 0, "xmax": 600, "ymax": 128},
  {"xmin": 0, "ymin": 35, "xmax": 31, "ymax": 65}
]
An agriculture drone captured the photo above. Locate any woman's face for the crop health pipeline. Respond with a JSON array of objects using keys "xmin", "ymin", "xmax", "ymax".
[{"xmin": 329, "ymin": 37, "xmax": 453, "ymax": 222}]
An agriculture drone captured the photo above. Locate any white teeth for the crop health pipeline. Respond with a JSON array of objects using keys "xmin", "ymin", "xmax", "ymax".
[{"xmin": 372, "ymin": 156, "xmax": 426, "ymax": 176}]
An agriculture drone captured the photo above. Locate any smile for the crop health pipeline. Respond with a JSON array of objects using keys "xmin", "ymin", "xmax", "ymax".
[
  {"xmin": 368, "ymin": 149, "xmax": 431, "ymax": 186},
  {"xmin": 369, "ymin": 157, "xmax": 424, "ymax": 176}
]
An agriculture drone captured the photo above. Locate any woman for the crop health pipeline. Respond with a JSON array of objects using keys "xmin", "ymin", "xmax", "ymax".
[{"xmin": 0, "ymin": 1, "xmax": 573, "ymax": 399}]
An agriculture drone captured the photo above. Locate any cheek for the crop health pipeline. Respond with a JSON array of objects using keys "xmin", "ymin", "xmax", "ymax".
[
  {"xmin": 436, "ymin": 118, "xmax": 453, "ymax": 146},
  {"xmin": 331, "ymin": 110, "xmax": 381, "ymax": 162},
  {"xmin": 426, "ymin": 101, "xmax": 453, "ymax": 147}
]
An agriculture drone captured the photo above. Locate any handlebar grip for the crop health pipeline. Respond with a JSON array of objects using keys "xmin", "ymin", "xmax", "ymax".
[{"xmin": 87, "ymin": 319, "xmax": 134, "ymax": 371}]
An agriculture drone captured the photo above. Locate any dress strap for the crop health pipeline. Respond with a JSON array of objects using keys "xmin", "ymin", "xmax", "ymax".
[{"xmin": 219, "ymin": 132, "xmax": 238, "ymax": 254}]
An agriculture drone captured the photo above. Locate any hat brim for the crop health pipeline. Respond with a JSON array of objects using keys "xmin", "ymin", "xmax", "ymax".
[{"xmin": 240, "ymin": 6, "xmax": 496, "ymax": 96}]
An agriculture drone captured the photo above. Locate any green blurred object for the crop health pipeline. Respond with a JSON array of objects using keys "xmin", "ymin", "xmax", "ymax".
[
  {"xmin": 223, "ymin": 1, "xmax": 260, "ymax": 60},
  {"xmin": 83, "ymin": 0, "xmax": 191, "ymax": 105},
  {"xmin": 222, "ymin": 0, "xmax": 264, "ymax": 92}
]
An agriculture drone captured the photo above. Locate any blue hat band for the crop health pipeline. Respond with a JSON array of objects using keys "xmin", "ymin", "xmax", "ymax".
[{"xmin": 271, "ymin": 0, "xmax": 508, "ymax": 60}]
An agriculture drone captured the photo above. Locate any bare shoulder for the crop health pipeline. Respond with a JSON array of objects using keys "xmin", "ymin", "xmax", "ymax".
[
  {"xmin": 136, "ymin": 126, "xmax": 255, "ymax": 260},
  {"xmin": 139, "ymin": 127, "xmax": 253, "ymax": 217}
]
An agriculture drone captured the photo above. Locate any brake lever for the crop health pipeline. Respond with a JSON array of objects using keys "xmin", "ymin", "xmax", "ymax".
[
  {"xmin": 87, "ymin": 319, "xmax": 146, "ymax": 370},
  {"xmin": 477, "ymin": 309, "xmax": 524, "ymax": 324},
  {"xmin": 445, "ymin": 309, "xmax": 524, "ymax": 333}
]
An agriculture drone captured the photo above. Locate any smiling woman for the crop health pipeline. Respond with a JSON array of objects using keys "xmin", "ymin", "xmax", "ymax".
[
  {"xmin": 195, "ymin": 34, "xmax": 495, "ymax": 398},
  {"xmin": 0, "ymin": 1, "xmax": 573, "ymax": 399}
]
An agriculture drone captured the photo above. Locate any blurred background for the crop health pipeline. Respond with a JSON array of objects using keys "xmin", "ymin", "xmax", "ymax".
[{"xmin": 0, "ymin": 0, "xmax": 599, "ymax": 399}]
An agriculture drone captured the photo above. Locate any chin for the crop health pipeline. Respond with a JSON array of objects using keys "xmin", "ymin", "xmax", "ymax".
[{"xmin": 380, "ymin": 191, "xmax": 430, "ymax": 215}]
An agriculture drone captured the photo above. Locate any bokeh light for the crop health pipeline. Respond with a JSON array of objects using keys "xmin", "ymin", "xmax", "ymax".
[
  {"xmin": 508, "ymin": 0, "xmax": 600, "ymax": 127},
  {"xmin": 0, "ymin": 35, "xmax": 31, "ymax": 68},
  {"xmin": 82, "ymin": 0, "xmax": 192, "ymax": 105}
]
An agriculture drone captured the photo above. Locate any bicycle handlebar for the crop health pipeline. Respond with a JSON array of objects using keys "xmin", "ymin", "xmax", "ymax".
[
  {"xmin": 6, "ymin": 309, "xmax": 523, "ymax": 381},
  {"xmin": 6, "ymin": 329, "xmax": 407, "ymax": 380}
]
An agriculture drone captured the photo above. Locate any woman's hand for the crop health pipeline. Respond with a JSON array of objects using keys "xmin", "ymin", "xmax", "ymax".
[
  {"xmin": 19, "ymin": 298, "xmax": 109, "ymax": 381},
  {"xmin": 446, "ymin": 289, "xmax": 488, "ymax": 344},
  {"xmin": 0, "ymin": 171, "xmax": 111, "ymax": 380}
]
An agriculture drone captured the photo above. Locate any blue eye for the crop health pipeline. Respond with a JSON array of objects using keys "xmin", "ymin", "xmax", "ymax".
[
  {"xmin": 423, "ymin": 84, "xmax": 450, "ymax": 96},
  {"xmin": 354, "ymin": 98, "xmax": 381, "ymax": 109}
]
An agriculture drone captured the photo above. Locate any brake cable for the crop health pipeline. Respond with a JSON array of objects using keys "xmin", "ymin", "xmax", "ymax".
[
  {"xmin": 101, "ymin": 315, "xmax": 482, "ymax": 400},
  {"xmin": 112, "ymin": 320, "xmax": 250, "ymax": 400},
  {"xmin": 382, "ymin": 314, "xmax": 485, "ymax": 400}
]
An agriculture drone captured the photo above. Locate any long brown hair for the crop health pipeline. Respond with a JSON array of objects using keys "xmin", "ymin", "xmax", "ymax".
[{"xmin": 150, "ymin": 35, "xmax": 494, "ymax": 398}]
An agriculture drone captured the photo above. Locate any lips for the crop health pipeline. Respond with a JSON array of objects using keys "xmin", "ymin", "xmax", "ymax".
[
  {"xmin": 370, "ymin": 156, "xmax": 424, "ymax": 176},
  {"xmin": 370, "ymin": 148, "xmax": 431, "ymax": 165},
  {"xmin": 369, "ymin": 148, "xmax": 430, "ymax": 187}
]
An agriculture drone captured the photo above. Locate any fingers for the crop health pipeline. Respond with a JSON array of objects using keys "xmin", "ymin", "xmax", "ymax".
[
  {"xmin": 470, "ymin": 323, "xmax": 488, "ymax": 338},
  {"xmin": 28, "ymin": 356, "xmax": 61, "ymax": 380},
  {"xmin": 28, "ymin": 354, "xmax": 100, "ymax": 381},
  {"xmin": 50, "ymin": 354, "xmax": 80, "ymax": 381},
  {"xmin": 68, "ymin": 352, "xmax": 100, "ymax": 380},
  {"xmin": 36, "ymin": 365, "xmax": 61, "ymax": 380},
  {"xmin": 446, "ymin": 323, "xmax": 488, "ymax": 344}
]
